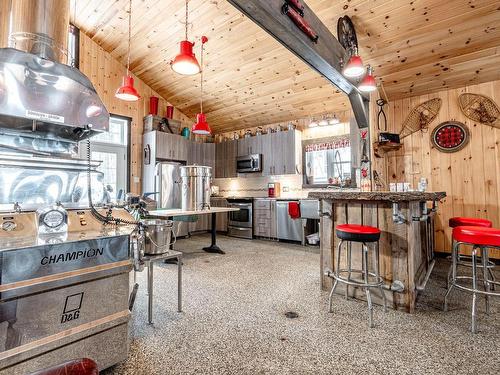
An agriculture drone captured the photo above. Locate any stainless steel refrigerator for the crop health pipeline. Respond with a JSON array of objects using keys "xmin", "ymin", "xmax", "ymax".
[{"xmin": 154, "ymin": 161, "xmax": 189, "ymax": 237}]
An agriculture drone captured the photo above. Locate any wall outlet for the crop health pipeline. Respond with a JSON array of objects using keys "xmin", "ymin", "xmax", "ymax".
[{"xmin": 283, "ymin": 186, "xmax": 289, "ymax": 192}]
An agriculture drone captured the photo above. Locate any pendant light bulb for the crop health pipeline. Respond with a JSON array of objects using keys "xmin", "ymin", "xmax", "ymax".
[
  {"xmin": 116, "ymin": 0, "xmax": 140, "ymax": 101},
  {"xmin": 343, "ymin": 47, "xmax": 364, "ymax": 78},
  {"xmin": 192, "ymin": 36, "xmax": 211, "ymax": 135},
  {"xmin": 358, "ymin": 65, "xmax": 377, "ymax": 92},
  {"xmin": 171, "ymin": 0, "xmax": 201, "ymax": 76}
]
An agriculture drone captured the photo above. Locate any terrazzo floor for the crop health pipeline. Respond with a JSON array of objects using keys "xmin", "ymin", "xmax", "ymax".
[{"xmin": 104, "ymin": 234, "xmax": 500, "ymax": 375}]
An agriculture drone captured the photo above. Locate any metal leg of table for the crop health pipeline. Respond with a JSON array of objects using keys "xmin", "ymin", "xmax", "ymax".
[
  {"xmin": 178, "ymin": 255, "xmax": 183, "ymax": 312},
  {"xmin": 148, "ymin": 262, "xmax": 153, "ymax": 325},
  {"xmin": 203, "ymin": 212, "xmax": 225, "ymax": 254}
]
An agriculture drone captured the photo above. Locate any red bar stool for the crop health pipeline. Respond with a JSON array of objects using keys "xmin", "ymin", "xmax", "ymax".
[
  {"xmin": 444, "ymin": 226, "xmax": 500, "ymax": 333},
  {"xmin": 325, "ymin": 224, "xmax": 387, "ymax": 328},
  {"xmin": 447, "ymin": 217, "xmax": 495, "ymax": 288}
]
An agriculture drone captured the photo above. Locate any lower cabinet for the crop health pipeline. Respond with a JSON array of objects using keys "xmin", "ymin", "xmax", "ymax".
[
  {"xmin": 253, "ymin": 199, "xmax": 277, "ymax": 238},
  {"xmin": 211, "ymin": 197, "xmax": 228, "ymax": 232}
]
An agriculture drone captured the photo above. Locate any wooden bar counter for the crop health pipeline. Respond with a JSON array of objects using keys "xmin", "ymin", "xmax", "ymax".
[{"xmin": 308, "ymin": 190, "xmax": 446, "ymax": 313}]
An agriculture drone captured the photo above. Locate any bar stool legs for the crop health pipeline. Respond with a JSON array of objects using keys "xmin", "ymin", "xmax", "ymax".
[
  {"xmin": 362, "ymin": 243, "xmax": 374, "ymax": 328},
  {"xmin": 328, "ymin": 241, "xmax": 343, "ymax": 313},
  {"xmin": 443, "ymin": 242, "xmax": 459, "ymax": 312},
  {"xmin": 328, "ymin": 239, "xmax": 386, "ymax": 328},
  {"xmin": 444, "ymin": 241, "xmax": 498, "ymax": 333},
  {"xmin": 471, "ymin": 246, "xmax": 478, "ymax": 333},
  {"xmin": 481, "ymin": 247, "xmax": 490, "ymax": 315},
  {"xmin": 345, "ymin": 242, "xmax": 352, "ymax": 300}
]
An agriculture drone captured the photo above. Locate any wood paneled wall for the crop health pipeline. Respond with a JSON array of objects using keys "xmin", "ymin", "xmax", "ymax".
[
  {"xmin": 371, "ymin": 80, "xmax": 500, "ymax": 257},
  {"xmin": 78, "ymin": 33, "xmax": 191, "ymax": 194}
]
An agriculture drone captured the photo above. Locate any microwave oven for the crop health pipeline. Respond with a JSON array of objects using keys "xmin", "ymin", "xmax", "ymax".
[{"xmin": 236, "ymin": 154, "xmax": 262, "ymax": 173}]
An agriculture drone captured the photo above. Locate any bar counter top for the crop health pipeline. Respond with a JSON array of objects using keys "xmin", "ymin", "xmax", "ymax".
[{"xmin": 308, "ymin": 190, "xmax": 446, "ymax": 202}]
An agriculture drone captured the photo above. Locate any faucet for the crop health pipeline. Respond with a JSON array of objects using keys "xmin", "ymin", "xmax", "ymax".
[{"xmin": 334, "ymin": 150, "xmax": 346, "ymax": 190}]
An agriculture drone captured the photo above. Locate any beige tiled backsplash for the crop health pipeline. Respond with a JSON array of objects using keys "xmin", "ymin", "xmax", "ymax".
[{"xmin": 213, "ymin": 175, "xmax": 308, "ymax": 198}]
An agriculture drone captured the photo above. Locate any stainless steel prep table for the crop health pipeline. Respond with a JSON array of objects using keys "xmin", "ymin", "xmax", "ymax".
[{"xmin": 142, "ymin": 250, "xmax": 183, "ymax": 325}]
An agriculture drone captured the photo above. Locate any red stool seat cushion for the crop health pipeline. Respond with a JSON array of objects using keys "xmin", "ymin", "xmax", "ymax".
[
  {"xmin": 452, "ymin": 226, "xmax": 500, "ymax": 247},
  {"xmin": 449, "ymin": 217, "xmax": 492, "ymax": 228},
  {"xmin": 336, "ymin": 224, "xmax": 381, "ymax": 243}
]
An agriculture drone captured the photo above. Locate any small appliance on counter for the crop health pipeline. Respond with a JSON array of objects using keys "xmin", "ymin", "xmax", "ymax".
[{"xmin": 268, "ymin": 182, "xmax": 281, "ymax": 198}]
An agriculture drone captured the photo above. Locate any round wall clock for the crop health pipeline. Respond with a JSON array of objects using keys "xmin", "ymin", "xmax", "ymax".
[{"xmin": 431, "ymin": 121, "xmax": 470, "ymax": 153}]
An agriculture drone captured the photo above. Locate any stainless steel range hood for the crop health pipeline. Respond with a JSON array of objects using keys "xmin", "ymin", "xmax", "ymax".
[{"xmin": 0, "ymin": 0, "xmax": 109, "ymax": 143}]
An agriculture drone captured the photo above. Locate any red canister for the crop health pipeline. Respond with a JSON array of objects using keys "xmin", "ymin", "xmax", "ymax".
[
  {"xmin": 166, "ymin": 105, "xmax": 174, "ymax": 119},
  {"xmin": 149, "ymin": 96, "xmax": 159, "ymax": 115}
]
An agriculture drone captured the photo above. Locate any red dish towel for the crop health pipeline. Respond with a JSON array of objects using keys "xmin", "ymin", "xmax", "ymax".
[{"xmin": 288, "ymin": 201, "xmax": 301, "ymax": 219}]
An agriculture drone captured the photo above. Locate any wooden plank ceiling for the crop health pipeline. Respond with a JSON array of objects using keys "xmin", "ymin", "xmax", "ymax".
[{"xmin": 71, "ymin": 0, "xmax": 500, "ymax": 133}]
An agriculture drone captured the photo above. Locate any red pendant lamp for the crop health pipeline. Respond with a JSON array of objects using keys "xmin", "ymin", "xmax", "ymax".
[
  {"xmin": 171, "ymin": 0, "xmax": 200, "ymax": 76},
  {"xmin": 192, "ymin": 36, "xmax": 211, "ymax": 135},
  {"xmin": 342, "ymin": 46, "xmax": 364, "ymax": 78},
  {"xmin": 358, "ymin": 65, "xmax": 377, "ymax": 92},
  {"xmin": 115, "ymin": 0, "xmax": 140, "ymax": 101}
]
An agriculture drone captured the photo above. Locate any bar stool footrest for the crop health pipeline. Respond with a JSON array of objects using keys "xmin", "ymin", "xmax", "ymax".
[{"xmin": 331, "ymin": 269, "xmax": 384, "ymax": 288}]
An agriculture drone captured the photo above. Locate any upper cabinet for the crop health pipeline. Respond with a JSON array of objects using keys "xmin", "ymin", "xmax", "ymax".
[
  {"xmin": 156, "ymin": 132, "xmax": 188, "ymax": 161},
  {"xmin": 217, "ymin": 130, "xmax": 301, "ymax": 177},
  {"xmin": 147, "ymin": 131, "xmax": 215, "ymax": 169},
  {"xmin": 261, "ymin": 130, "xmax": 302, "ymax": 176},
  {"xmin": 237, "ymin": 136, "xmax": 263, "ymax": 156},
  {"xmin": 215, "ymin": 140, "xmax": 237, "ymax": 178}
]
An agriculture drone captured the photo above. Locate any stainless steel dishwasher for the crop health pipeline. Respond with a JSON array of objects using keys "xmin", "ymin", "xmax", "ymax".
[{"xmin": 276, "ymin": 201, "xmax": 303, "ymax": 242}]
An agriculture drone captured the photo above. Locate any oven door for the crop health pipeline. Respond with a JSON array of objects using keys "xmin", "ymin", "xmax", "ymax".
[{"xmin": 228, "ymin": 203, "xmax": 252, "ymax": 228}]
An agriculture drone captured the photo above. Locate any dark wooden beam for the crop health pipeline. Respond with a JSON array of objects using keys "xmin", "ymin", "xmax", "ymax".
[{"xmin": 227, "ymin": 0, "xmax": 369, "ymax": 127}]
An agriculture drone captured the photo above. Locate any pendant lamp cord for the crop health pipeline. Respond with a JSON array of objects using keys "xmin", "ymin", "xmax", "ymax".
[
  {"xmin": 200, "ymin": 41, "xmax": 204, "ymax": 113},
  {"xmin": 126, "ymin": 0, "xmax": 132, "ymax": 75},
  {"xmin": 185, "ymin": 0, "xmax": 189, "ymax": 41}
]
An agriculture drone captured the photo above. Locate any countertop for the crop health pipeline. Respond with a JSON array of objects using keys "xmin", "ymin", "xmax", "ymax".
[
  {"xmin": 148, "ymin": 207, "xmax": 240, "ymax": 217},
  {"xmin": 308, "ymin": 190, "xmax": 446, "ymax": 202},
  {"xmin": 213, "ymin": 196, "xmax": 314, "ymax": 201}
]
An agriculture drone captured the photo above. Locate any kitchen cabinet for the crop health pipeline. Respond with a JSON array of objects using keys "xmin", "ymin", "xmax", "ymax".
[
  {"xmin": 253, "ymin": 198, "xmax": 277, "ymax": 238},
  {"xmin": 186, "ymin": 142, "xmax": 215, "ymax": 169},
  {"xmin": 214, "ymin": 130, "xmax": 301, "ymax": 177},
  {"xmin": 261, "ymin": 130, "xmax": 301, "ymax": 176},
  {"xmin": 237, "ymin": 136, "xmax": 263, "ymax": 156},
  {"xmin": 215, "ymin": 140, "xmax": 237, "ymax": 178},
  {"xmin": 156, "ymin": 132, "xmax": 188, "ymax": 161},
  {"xmin": 211, "ymin": 197, "xmax": 229, "ymax": 232},
  {"xmin": 145, "ymin": 131, "xmax": 214, "ymax": 167}
]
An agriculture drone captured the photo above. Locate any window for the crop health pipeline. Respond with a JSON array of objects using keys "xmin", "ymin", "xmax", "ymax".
[
  {"xmin": 81, "ymin": 116, "xmax": 131, "ymax": 200},
  {"xmin": 303, "ymin": 136, "xmax": 352, "ymax": 187}
]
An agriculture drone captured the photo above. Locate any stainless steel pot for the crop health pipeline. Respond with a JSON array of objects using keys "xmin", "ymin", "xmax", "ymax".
[
  {"xmin": 141, "ymin": 219, "xmax": 174, "ymax": 255},
  {"xmin": 180, "ymin": 166, "xmax": 212, "ymax": 211}
]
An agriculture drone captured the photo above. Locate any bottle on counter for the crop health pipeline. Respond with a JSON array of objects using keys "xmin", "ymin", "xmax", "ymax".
[{"xmin": 418, "ymin": 178, "xmax": 428, "ymax": 192}]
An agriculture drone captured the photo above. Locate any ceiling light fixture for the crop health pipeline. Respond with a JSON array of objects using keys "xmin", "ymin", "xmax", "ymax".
[
  {"xmin": 342, "ymin": 46, "xmax": 364, "ymax": 78},
  {"xmin": 115, "ymin": 0, "xmax": 140, "ymax": 101},
  {"xmin": 192, "ymin": 36, "xmax": 211, "ymax": 135},
  {"xmin": 358, "ymin": 65, "xmax": 377, "ymax": 92},
  {"xmin": 329, "ymin": 114, "xmax": 340, "ymax": 125},
  {"xmin": 171, "ymin": 0, "xmax": 200, "ymax": 76}
]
